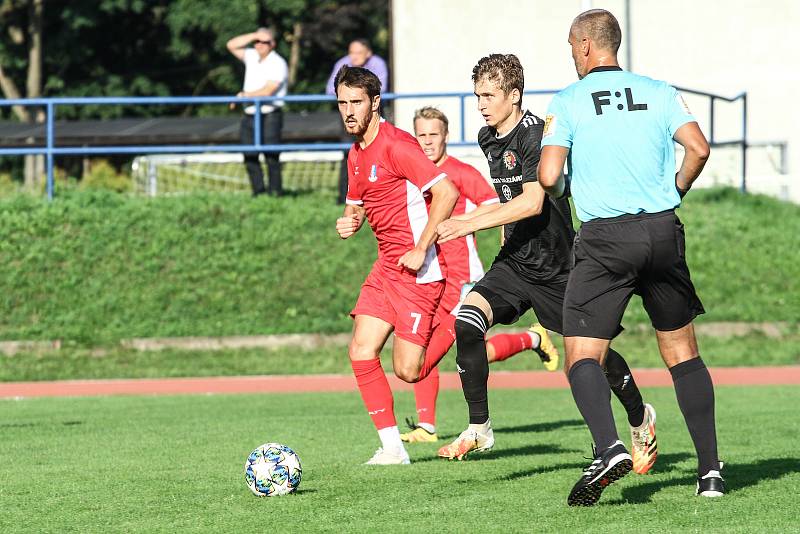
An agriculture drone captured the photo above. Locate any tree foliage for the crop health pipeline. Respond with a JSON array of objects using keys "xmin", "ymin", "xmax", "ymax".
[{"xmin": 0, "ymin": 0, "xmax": 388, "ymax": 119}]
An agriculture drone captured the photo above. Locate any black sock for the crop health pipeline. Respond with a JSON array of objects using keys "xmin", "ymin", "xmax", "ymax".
[
  {"xmin": 455, "ymin": 305, "xmax": 490, "ymax": 424},
  {"xmin": 568, "ymin": 358, "xmax": 619, "ymax": 452},
  {"xmin": 604, "ymin": 348, "xmax": 645, "ymax": 427},
  {"xmin": 669, "ymin": 357, "xmax": 720, "ymax": 476}
]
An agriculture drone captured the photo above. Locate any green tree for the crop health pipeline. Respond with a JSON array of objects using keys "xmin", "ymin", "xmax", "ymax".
[
  {"xmin": 0, "ymin": 0, "xmax": 44, "ymax": 188},
  {"xmin": 0, "ymin": 1, "xmax": 389, "ymax": 184}
]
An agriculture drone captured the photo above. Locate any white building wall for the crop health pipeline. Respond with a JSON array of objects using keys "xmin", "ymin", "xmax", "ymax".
[{"xmin": 391, "ymin": 0, "xmax": 796, "ymax": 201}]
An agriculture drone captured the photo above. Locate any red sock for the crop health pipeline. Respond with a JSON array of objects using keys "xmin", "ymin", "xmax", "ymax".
[
  {"xmin": 351, "ymin": 359, "xmax": 396, "ymax": 430},
  {"xmin": 418, "ymin": 314, "xmax": 457, "ymax": 380},
  {"xmin": 414, "ymin": 366, "xmax": 439, "ymax": 427},
  {"xmin": 486, "ymin": 331, "xmax": 533, "ymax": 362}
]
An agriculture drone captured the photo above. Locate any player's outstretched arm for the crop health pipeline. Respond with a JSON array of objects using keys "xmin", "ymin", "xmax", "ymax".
[
  {"xmin": 673, "ymin": 122, "xmax": 710, "ymax": 197},
  {"xmin": 336, "ymin": 204, "xmax": 366, "ymax": 239},
  {"xmin": 397, "ymin": 178, "xmax": 458, "ymax": 271},
  {"xmin": 538, "ymin": 145, "xmax": 569, "ymax": 198},
  {"xmin": 449, "ymin": 202, "xmax": 500, "ymax": 222},
  {"xmin": 437, "ymin": 182, "xmax": 545, "ymax": 243}
]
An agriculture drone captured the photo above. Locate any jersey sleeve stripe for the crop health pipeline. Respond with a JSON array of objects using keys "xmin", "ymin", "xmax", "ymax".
[
  {"xmin": 419, "ymin": 172, "xmax": 447, "ymax": 193},
  {"xmin": 345, "ymin": 198, "xmax": 363, "ymax": 205}
]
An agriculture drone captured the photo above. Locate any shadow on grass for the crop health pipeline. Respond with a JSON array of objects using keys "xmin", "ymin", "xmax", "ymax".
[
  {"xmin": 606, "ymin": 456, "xmax": 800, "ymax": 504},
  {"xmin": 412, "ymin": 443, "xmax": 579, "ymax": 464},
  {"xmin": 0, "ymin": 420, "xmax": 84, "ymax": 429},
  {"xmin": 494, "ymin": 419, "xmax": 585, "ymax": 435},
  {"xmin": 648, "ymin": 451, "xmax": 694, "ymax": 471},
  {"xmin": 436, "ymin": 419, "xmax": 584, "ymax": 441},
  {"xmin": 501, "ymin": 461, "xmax": 586, "ymax": 481},
  {"xmin": 497, "ymin": 452, "xmax": 695, "ymax": 492}
]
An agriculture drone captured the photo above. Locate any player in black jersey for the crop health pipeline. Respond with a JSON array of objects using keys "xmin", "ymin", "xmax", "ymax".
[{"xmin": 436, "ymin": 54, "xmax": 657, "ymax": 472}]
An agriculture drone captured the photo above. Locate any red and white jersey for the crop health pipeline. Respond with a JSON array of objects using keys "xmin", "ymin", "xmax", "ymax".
[
  {"xmin": 346, "ymin": 120, "xmax": 447, "ymax": 283},
  {"xmin": 437, "ymin": 156, "xmax": 499, "ymax": 287}
]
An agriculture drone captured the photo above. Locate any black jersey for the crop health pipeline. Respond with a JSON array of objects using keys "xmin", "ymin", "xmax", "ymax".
[{"xmin": 478, "ymin": 110, "xmax": 575, "ymax": 282}]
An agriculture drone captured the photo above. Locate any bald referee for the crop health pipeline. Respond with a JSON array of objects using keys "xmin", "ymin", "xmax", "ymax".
[{"xmin": 539, "ymin": 9, "xmax": 722, "ymax": 506}]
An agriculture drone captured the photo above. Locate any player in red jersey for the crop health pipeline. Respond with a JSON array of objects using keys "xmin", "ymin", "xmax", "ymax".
[
  {"xmin": 334, "ymin": 66, "xmax": 459, "ymax": 465},
  {"xmin": 400, "ymin": 107, "xmax": 561, "ymax": 444}
]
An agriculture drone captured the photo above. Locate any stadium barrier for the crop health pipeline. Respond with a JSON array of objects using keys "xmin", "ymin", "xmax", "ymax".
[{"xmin": 0, "ymin": 88, "xmax": 748, "ymax": 200}]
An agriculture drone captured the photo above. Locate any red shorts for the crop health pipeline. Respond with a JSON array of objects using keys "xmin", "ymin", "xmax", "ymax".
[
  {"xmin": 437, "ymin": 278, "xmax": 463, "ymax": 319},
  {"xmin": 351, "ymin": 263, "xmax": 444, "ymax": 347},
  {"xmin": 435, "ymin": 263, "xmax": 473, "ymax": 322}
]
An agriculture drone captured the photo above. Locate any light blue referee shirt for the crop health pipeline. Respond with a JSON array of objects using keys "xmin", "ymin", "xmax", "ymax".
[{"xmin": 541, "ymin": 66, "xmax": 696, "ymax": 222}]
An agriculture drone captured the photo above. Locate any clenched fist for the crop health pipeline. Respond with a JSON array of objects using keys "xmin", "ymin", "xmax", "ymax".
[{"xmin": 336, "ymin": 212, "xmax": 363, "ymax": 239}]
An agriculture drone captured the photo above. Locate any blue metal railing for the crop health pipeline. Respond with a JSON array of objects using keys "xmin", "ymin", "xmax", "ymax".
[
  {"xmin": 674, "ymin": 87, "xmax": 748, "ymax": 192},
  {"xmin": 0, "ymin": 88, "xmax": 747, "ymax": 199}
]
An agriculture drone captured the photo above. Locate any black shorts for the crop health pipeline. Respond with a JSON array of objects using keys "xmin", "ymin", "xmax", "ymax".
[
  {"xmin": 563, "ymin": 210, "xmax": 705, "ymax": 339},
  {"xmin": 470, "ymin": 260, "xmax": 568, "ymax": 334}
]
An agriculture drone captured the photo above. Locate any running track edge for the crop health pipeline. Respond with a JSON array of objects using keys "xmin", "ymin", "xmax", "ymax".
[{"xmin": 1, "ymin": 366, "xmax": 799, "ymax": 399}]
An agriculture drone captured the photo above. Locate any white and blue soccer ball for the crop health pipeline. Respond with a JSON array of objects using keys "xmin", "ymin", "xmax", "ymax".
[{"xmin": 245, "ymin": 443, "xmax": 302, "ymax": 496}]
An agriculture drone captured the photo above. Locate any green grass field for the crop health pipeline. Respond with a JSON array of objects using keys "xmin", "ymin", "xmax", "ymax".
[{"xmin": 2, "ymin": 386, "xmax": 798, "ymax": 533}]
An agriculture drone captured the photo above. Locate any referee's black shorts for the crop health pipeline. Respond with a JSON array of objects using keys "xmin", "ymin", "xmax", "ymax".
[
  {"xmin": 470, "ymin": 260, "xmax": 569, "ymax": 334},
  {"xmin": 563, "ymin": 209, "xmax": 705, "ymax": 339}
]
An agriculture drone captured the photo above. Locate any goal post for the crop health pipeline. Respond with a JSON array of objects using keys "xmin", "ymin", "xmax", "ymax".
[{"xmin": 131, "ymin": 151, "xmax": 344, "ymax": 196}]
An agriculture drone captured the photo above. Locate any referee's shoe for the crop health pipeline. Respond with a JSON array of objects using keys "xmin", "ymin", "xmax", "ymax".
[
  {"xmin": 568, "ymin": 440, "xmax": 633, "ymax": 506},
  {"xmin": 696, "ymin": 464, "xmax": 725, "ymax": 497}
]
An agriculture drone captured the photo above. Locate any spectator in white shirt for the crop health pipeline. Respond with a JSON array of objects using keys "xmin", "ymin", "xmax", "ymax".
[{"xmin": 227, "ymin": 27, "xmax": 288, "ymax": 196}]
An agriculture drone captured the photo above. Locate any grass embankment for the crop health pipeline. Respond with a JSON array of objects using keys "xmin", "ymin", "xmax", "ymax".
[
  {"xmin": 0, "ymin": 187, "xmax": 797, "ymax": 347},
  {"xmin": 4, "ymin": 326, "xmax": 799, "ymax": 382},
  {"xmin": 2, "ymin": 386, "xmax": 799, "ymax": 532}
]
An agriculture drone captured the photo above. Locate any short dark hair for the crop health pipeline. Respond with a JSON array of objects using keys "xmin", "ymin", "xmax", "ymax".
[
  {"xmin": 571, "ymin": 9, "xmax": 622, "ymax": 54},
  {"xmin": 472, "ymin": 54, "xmax": 524, "ymax": 107},
  {"xmin": 350, "ymin": 38, "xmax": 372, "ymax": 51},
  {"xmin": 334, "ymin": 65, "xmax": 381, "ymax": 99}
]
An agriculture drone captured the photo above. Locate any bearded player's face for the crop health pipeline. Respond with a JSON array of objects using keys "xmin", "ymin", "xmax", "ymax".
[
  {"xmin": 337, "ymin": 84, "xmax": 378, "ymax": 137},
  {"xmin": 474, "ymin": 77, "xmax": 518, "ymax": 129}
]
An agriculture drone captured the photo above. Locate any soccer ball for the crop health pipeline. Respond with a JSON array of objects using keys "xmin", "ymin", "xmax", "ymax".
[{"xmin": 245, "ymin": 443, "xmax": 302, "ymax": 496}]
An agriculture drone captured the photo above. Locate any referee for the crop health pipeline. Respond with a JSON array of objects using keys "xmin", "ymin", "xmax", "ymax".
[{"xmin": 538, "ymin": 9, "xmax": 722, "ymax": 506}]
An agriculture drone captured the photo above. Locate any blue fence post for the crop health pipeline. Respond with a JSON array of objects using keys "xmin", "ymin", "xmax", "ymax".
[
  {"xmin": 708, "ymin": 96, "xmax": 715, "ymax": 144},
  {"xmin": 46, "ymin": 101, "xmax": 54, "ymax": 201},
  {"xmin": 741, "ymin": 92, "xmax": 747, "ymax": 193},
  {"xmin": 253, "ymin": 98, "xmax": 261, "ymax": 148}
]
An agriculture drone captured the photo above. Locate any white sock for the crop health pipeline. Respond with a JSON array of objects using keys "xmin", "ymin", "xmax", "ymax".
[
  {"xmin": 468, "ymin": 419, "xmax": 491, "ymax": 434},
  {"xmin": 378, "ymin": 426, "xmax": 405, "ymax": 452},
  {"xmin": 528, "ymin": 331, "xmax": 541, "ymax": 349},
  {"xmin": 418, "ymin": 422, "xmax": 436, "ymax": 434}
]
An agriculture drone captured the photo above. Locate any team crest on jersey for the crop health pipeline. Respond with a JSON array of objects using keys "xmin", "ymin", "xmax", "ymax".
[
  {"xmin": 543, "ymin": 114, "xmax": 557, "ymax": 138},
  {"xmin": 676, "ymin": 93, "xmax": 692, "ymax": 115},
  {"xmin": 501, "ymin": 184, "xmax": 512, "ymax": 200},
  {"xmin": 502, "ymin": 150, "xmax": 517, "ymax": 170},
  {"xmin": 368, "ymin": 164, "xmax": 378, "ymax": 182}
]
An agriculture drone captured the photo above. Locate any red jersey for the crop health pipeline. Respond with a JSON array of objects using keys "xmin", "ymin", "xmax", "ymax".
[
  {"xmin": 346, "ymin": 120, "xmax": 447, "ymax": 283},
  {"xmin": 438, "ymin": 156, "xmax": 499, "ymax": 287}
]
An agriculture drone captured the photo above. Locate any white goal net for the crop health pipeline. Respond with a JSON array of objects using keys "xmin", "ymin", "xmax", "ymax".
[{"xmin": 131, "ymin": 151, "xmax": 344, "ymax": 196}]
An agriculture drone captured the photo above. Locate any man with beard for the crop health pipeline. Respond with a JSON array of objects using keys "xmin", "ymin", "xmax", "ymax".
[{"xmin": 334, "ymin": 66, "xmax": 458, "ymax": 465}]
